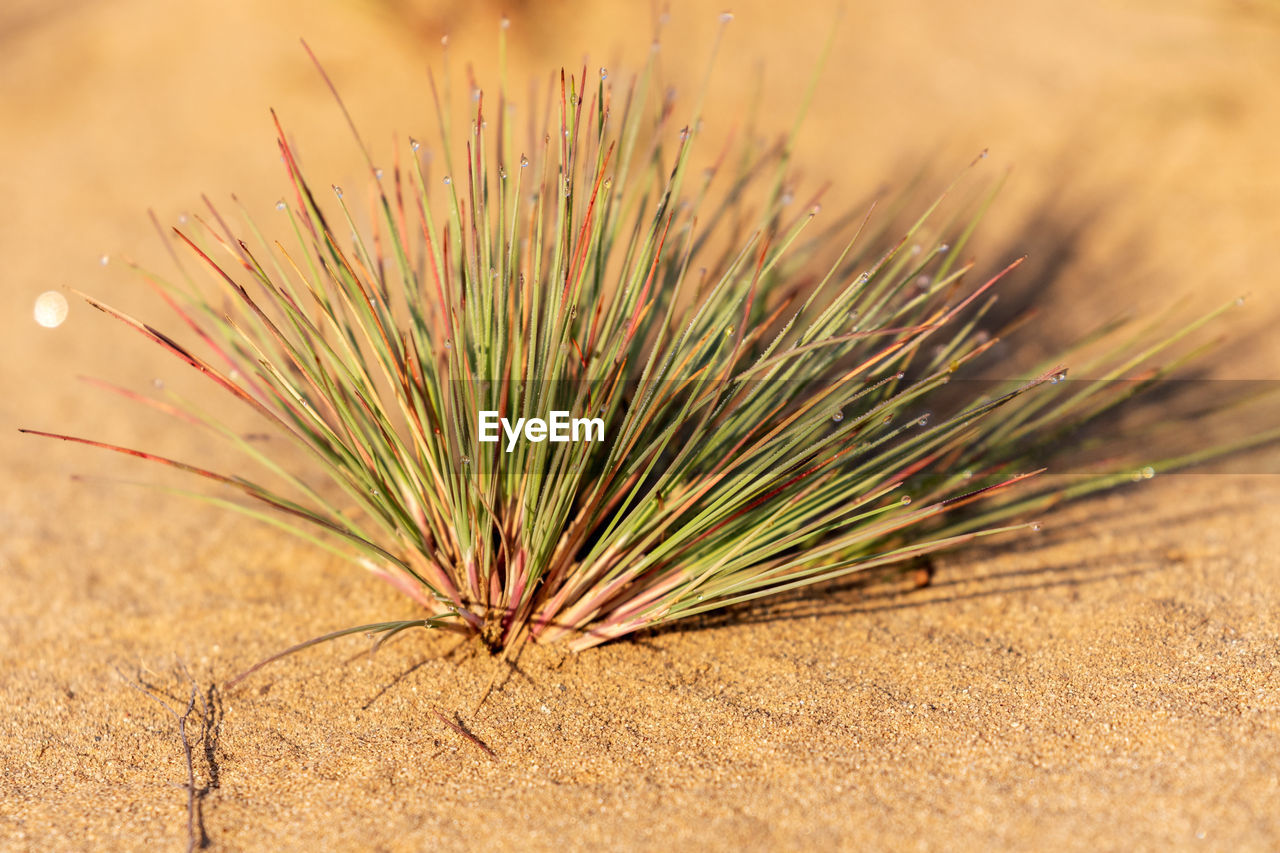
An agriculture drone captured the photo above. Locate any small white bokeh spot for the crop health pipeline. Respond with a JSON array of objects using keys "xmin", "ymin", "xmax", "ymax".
[{"xmin": 34, "ymin": 291, "xmax": 69, "ymax": 328}]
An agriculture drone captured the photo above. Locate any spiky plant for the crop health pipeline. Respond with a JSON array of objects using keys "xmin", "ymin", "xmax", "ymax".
[{"xmin": 23, "ymin": 22, "xmax": 1266, "ymax": 661}]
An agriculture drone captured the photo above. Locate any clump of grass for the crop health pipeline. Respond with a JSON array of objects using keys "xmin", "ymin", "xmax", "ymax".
[{"xmin": 23, "ymin": 20, "xmax": 1272, "ymax": 660}]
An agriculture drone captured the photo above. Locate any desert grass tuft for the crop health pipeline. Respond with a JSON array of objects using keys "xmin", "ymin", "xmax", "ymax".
[{"xmin": 23, "ymin": 18, "xmax": 1277, "ymax": 664}]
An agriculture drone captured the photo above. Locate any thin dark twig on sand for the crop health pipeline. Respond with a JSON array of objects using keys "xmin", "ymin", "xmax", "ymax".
[
  {"xmin": 433, "ymin": 708, "xmax": 497, "ymax": 760},
  {"xmin": 117, "ymin": 665, "xmax": 217, "ymax": 852}
]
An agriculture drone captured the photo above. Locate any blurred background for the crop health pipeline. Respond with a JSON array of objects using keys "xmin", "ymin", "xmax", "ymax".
[
  {"xmin": 5, "ymin": 0, "xmax": 1279, "ymax": 453},
  {"xmin": 2, "ymin": 3, "xmax": 1279, "ymax": 847},
  {"xmin": 2, "ymin": 0, "xmax": 1277, "ymax": 586},
  {"xmin": 3, "ymin": 0, "xmax": 1277, "ymax": 600}
]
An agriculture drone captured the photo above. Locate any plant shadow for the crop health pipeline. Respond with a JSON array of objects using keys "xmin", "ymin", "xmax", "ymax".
[
  {"xmin": 640, "ymin": 544, "xmax": 1179, "ymax": 642},
  {"xmin": 635, "ymin": 176, "xmax": 1272, "ymax": 642}
]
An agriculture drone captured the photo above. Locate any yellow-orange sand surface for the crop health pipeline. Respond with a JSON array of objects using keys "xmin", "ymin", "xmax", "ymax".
[{"xmin": 2, "ymin": 1, "xmax": 1278, "ymax": 849}]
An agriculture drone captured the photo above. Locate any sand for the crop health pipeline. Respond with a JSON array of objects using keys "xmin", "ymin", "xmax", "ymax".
[{"xmin": 2, "ymin": 0, "xmax": 1279, "ymax": 849}]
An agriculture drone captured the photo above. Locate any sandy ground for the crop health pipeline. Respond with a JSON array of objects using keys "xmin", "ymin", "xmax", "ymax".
[{"xmin": 2, "ymin": 0, "xmax": 1279, "ymax": 849}]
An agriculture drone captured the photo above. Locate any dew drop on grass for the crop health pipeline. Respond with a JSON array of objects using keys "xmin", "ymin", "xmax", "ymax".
[
  {"xmin": 720, "ymin": 11, "xmax": 735, "ymax": 22},
  {"xmin": 499, "ymin": 169, "xmax": 507, "ymax": 181},
  {"xmin": 444, "ymin": 340, "xmax": 453, "ymax": 350},
  {"xmin": 461, "ymin": 456, "xmax": 471, "ymax": 466},
  {"xmin": 900, "ymin": 496, "xmax": 912, "ymax": 506},
  {"xmin": 275, "ymin": 200, "xmax": 286, "ymax": 211},
  {"xmin": 962, "ymin": 469, "xmax": 974, "ymax": 480},
  {"xmin": 938, "ymin": 243, "xmax": 950, "ymax": 254},
  {"xmin": 1050, "ymin": 371, "xmax": 1067, "ymax": 384},
  {"xmin": 33, "ymin": 291, "xmax": 68, "ymax": 328},
  {"xmin": 375, "ymin": 168, "xmax": 384, "ymax": 179},
  {"xmin": 520, "ymin": 155, "xmax": 530, "ymax": 168},
  {"xmin": 411, "ymin": 138, "xmax": 421, "ymax": 152},
  {"xmin": 832, "ymin": 410, "xmax": 844, "ymax": 422},
  {"xmin": 1031, "ymin": 522, "xmax": 1043, "ymax": 532},
  {"xmin": 600, "ymin": 67, "xmax": 608, "ymax": 80},
  {"xmin": 917, "ymin": 414, "xmax": 930, "ymax": 426},
  {"xmin": 443, "ymin": 176, "xmax": 452, "ymax": 185},
  {"xmin": 333, "ymin": 186, "xmax": 343, "ymax": 198}
]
